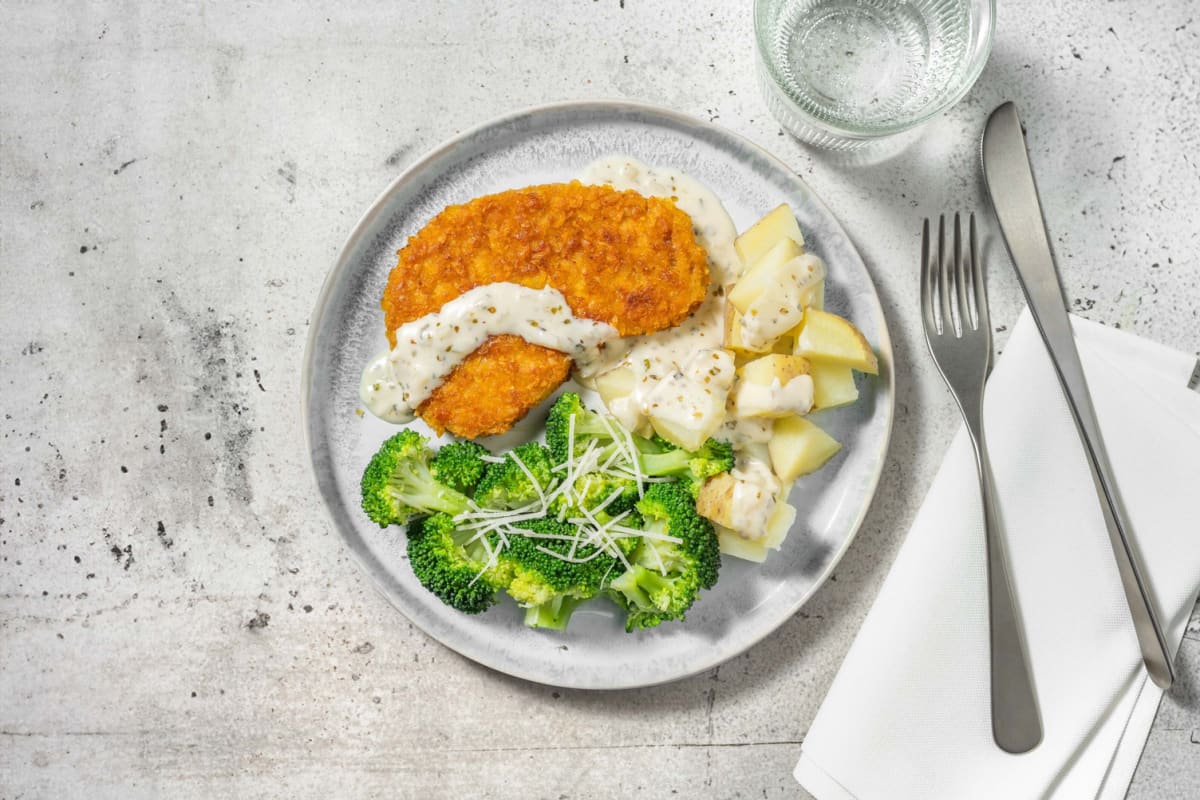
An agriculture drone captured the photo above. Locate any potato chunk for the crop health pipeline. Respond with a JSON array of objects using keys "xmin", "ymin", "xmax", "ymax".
[
  {"xmin": 740, "ymin": 353, "xmax": 811, "ymax": 385},
  {"xmin": 717, "ymin": 498, "xmax": 797, "ymax": 562},
  {"xmin": 594, "ymin": 366, "xmax": 650, "ymax": 436},
  {"xmin": 695, "ymin": 473, "xmax": 737, "ymax": 529},
  {"xmin": 809, "ymin": 361, "xmax": 859, "ymax": 409},
  {"xmin": 793, "ymin": 308, "xmax": 878, "ymax": 374},
  {"xmin": 595, "ymin": 366, "xmax": 635, "ymax": 406},
  {"xmin": 734, "ymin": 204, "xmax": 805, "ymax": 267},
  {"xmin": 723, "ymin": 300, "xmax": 772, "ymax": 356},
  {"xmin": 695, "ymin": 459, "xmax": 780, "ymax": 538},
  {"xmin": 733, "ymin": 354, "xmax": 815, "ymax": 418},
  {"xmin": 808, "ymin": 279, "xmax": 826, "ymax": 311},
  {"xmin": 769, "ymin": 416, "xmax": 842, "ymax": 482},
  {"xmin": 727, "ymin": 238, "xmax": 805, "ymax": 313},
  {"xmin": 645, "ymin": 349, "xmax": 734, "ymax": 451},
  {"xmin": 734, "ymin": 254, "xmax": 826, "ymax": 350}
]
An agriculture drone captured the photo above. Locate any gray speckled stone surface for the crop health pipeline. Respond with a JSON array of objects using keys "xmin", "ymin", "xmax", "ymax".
[{"xmin": 1, "ymin": 2, "xmax": 1196, "ymax": 798}]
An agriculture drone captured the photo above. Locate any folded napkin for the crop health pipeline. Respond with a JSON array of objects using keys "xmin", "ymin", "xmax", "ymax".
[{"xmin": 795, "ymin": 308, "xmax": 1200, "ymax": 800}]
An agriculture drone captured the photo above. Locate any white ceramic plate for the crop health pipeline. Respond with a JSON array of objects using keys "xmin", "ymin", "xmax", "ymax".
[{"xmin": 303, "ymin": 101, "xmax": 894, "ymax": 689}]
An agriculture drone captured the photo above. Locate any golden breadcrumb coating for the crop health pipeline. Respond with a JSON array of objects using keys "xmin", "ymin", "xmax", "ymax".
[{"xmin": 382, "ymin": 181, "xmax": 710, "ymax": 439}]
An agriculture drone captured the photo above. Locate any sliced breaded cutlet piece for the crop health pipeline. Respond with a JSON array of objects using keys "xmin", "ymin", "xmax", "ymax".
[{"xmin": 382, "ymin": 181, "xmax": 710, "ymax": 439}]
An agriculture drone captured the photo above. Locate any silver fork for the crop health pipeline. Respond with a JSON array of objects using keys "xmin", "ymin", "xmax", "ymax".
[{"xmin": 921, "ymin": 213, "xmax": 1043, "ymax": 754}]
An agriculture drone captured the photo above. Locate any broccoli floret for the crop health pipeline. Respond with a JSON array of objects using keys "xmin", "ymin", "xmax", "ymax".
[
  {"xmin": 545, "ymin": 392, "xmax": 732, "ymax": 494},
  {"xmin": 361, "ymin": 430, "xmax": 473, "ymax": 527},
  {"xmin": 472, "ymin": 442, "xmax": 555, "ymax": 509},
  {"xmin": 638, "ymin": 437, "xmax": 734, "ymax": 494},
  {"xmin": 406, "ymin": 513, "xmax": 508, "ymax": 614},
  {"xmin": 549, "ymin": 472, "xmax": 639, "ymax": 523},
  {"xmin": 610, "ymin": 565, "xmax": 700, "ymax": 630},
  {"xmin": 499, "ymin": 518, "xmax": 622, "ymax": 630},
  {"xmin": 504, "ymin": 518, "xmax": 619, "ymax": 601},
  {"xmin": 607, "ymin": 481, "xmax": 721, "ymax": 631},
  {"xmin": 649, "ymin": 433, "xmax": 678, "ymax": 452},
  {"xmin": 545, "ymin": 392, "xmax": 618, "ymax": 464},
  {"xmin": 635, "ymin": 482, "xmax": 721, "ymax": 587},
  {"xmin": 430, "ymin": 440, "xmax": 489, "ymax": 495},
  {"xmin": 524, "ymin": 595, "xmax": 587, "ymax": 630}
]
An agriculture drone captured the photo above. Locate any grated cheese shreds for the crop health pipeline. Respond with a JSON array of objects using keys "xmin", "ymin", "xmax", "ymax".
[
  {"xmin": 600, "ymin": 413, "xmax": 646, "ymax": 498},
  {"xmin": 461, "ymin": 400, "xmax": 707, "ymax": 585},
  {"xmin": 608, "ymin": 523, "xmax": 680, "ymax": 544},
  {"xmin": 468, "ymin": 533, "xmax": 499, "ymax": 587},
  {"xmin": 646, "ymin": 540, "xmax": 667, "ymax": 575},
  {"xmin": 534, "ymin": 544, "xmax": 610, "ymax": 564},
  {"xmin": 507, "ymin": 448, "xmax": 547, "ymax": 507},
  {"xmin": 458, "ymin": 507, "xmax": 547, "ymax": 531}
]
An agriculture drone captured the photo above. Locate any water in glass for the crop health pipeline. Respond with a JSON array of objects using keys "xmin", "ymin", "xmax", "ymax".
[{"xmin": 760, "ymin": 0, "xmax": 975, "ymax": 133}]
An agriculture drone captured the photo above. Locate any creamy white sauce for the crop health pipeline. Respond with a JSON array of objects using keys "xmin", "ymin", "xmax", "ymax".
[
  {"xmin": 644, "ymin": 373, "xmax": 725, "ymax": 436},
  {"xmin": 739, "ymin": 254, "xmax": 825, "ymax": 349},
  {"xmin": 684, "ymin": 348, "xmax": 737, "ymax": 391},
  {"xmin": 733, "ymin": 374, "xmax": 815, "ymax": 418},
  {"xmin": 607, "ymin": 395, "xmax": 649, "ymax": 438},
  {"xmin": 728, "ymin": 458, "xmax": 782, "ymax": 541},
  {"xmin": 360, "ymin": 283, "xmax": 618, "ymax": 423},
  {"xmin": 720, "ymin": 415, "xmax": 774, "ymax": 447},
  {"xmin": 642, "ymin": 349, "xmax": 735, "ymax": 442}
]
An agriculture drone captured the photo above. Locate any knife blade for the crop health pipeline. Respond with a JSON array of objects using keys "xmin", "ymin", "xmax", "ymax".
[{"xmin": 982, "ymin": 101, "xmax": 1176, "ymax": 690}]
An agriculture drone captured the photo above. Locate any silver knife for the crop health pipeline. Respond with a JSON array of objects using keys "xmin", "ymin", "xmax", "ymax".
[{"xmin": 982, "ymin": 102, "xmax": 1176, "ymax": 690}]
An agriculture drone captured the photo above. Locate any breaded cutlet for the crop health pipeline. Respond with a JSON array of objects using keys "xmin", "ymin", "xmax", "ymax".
[{"xmin": 382, "ymin": 181, "xmax": 710, "ymax": 439}]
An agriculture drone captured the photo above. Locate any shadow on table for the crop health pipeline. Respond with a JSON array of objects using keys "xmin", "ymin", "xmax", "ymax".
[{"xmin": 796, "ymin": 39, "xmax": 1079, "ymax": 180}]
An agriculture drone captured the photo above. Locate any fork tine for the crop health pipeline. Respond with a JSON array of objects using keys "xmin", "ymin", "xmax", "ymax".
[
  {"xmin": 970, "ymin": 212, "xmax": 989, "ymax": 330},
  {"xmin": 960, "ymin": 213, "xmax": 977, "ymax": 329},
  {"xmin": 938, "ymin": 215, "xmax": 953, "ymax": 337},
  {"xmin": 954, "ymin": 212, "xmax": 973, "ymax": 332},
  {"xmin": 921, "ymin": 218, "xmax": 938, "ymax": 334}
]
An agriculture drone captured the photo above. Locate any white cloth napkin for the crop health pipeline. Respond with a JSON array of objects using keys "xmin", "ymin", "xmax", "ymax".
[{"xmin": 794, "ymin": 308, "xmax": 1200, "ymax": 800}]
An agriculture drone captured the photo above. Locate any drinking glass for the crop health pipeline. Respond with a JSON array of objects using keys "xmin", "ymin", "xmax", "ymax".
[{"xmin": 755, "ymin": 0, "xmax": 995, "ymax": 150}]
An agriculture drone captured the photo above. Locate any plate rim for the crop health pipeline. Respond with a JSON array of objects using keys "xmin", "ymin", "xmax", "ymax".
[{"xmin": 302, "ymin": 98, "xmax": 895, "ymax": 689}]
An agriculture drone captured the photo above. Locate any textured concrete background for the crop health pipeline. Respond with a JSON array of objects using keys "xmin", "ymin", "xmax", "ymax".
[{"xmin": 1, "ymin": 1, "xmax": 1198, "ymax": 798}]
